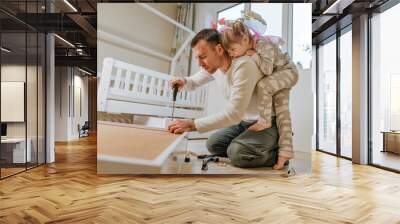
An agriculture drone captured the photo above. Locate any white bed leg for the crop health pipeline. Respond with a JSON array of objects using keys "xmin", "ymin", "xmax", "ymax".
[{"xmin": 98, "ymin": 57, "xmax": 114, "ymax": 111}]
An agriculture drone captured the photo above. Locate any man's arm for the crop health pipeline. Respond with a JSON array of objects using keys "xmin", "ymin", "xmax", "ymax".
[
  {"xmin": 194, "ymin": 59, "xmax": 259, "ymax": 133},
  {"xmin": 182, "ymin": 70, "xmax": 214, "ymax": 91}
]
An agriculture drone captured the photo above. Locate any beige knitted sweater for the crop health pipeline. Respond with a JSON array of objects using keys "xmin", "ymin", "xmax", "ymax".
[{"xmin": 184, "ymin": 56, "xmax": 264, "ymax": 133}]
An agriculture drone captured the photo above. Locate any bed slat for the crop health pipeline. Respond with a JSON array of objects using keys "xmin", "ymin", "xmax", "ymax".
[{"xmin": 99, "ymin": 58, "xmax": 208, "ymax": 117}]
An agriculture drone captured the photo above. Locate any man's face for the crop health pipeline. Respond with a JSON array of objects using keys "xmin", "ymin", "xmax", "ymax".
[{"xmin": 193, "ymin": 40, "xmax": 224, "ymax": 74}]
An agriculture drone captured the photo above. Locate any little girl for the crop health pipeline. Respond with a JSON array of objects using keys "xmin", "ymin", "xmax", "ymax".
[{"xmin": 219, "ymin": 12, "xmax": 299, "ymax": 170}]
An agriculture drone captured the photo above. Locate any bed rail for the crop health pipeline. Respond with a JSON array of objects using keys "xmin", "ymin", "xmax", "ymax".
[{"xmin": 98, "ymin": 58, "xmax": 208, "ymax": 119}]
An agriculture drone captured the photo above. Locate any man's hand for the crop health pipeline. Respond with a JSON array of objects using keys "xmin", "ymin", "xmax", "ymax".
[
  {"xmin": 168, "ymin": 119, "xmax": 196, "ymax": 134},
  {"xmin": 169, "ymin": 77, "xmax": 186, "ymax": 90}
]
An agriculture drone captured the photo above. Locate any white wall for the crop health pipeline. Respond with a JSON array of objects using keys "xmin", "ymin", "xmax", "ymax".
[
  {"xmin": 71, "ymin": 74, "xmax": 89, "ymax": 138},
  {"xmin": 97, "ymin": 3, "xmax": 177, "ymax": 75},
  {"xmin": 55, "ymin": 67, "xmax": 89, "ymax": 141},
  {"xmin": 1, "ymin": 65, "xmax": 37, "ymax": 138},
  {"xmin": 1, "ymin": 64, "xmax": 46, "ymax": 164},
  {"xmin": 55, "ymin": 67, "xmax": 69, "ymax": 141},
  {"xmin": 312, "ymin": 45, "xmax": 317, "ymax": 151},
  {"xmin": 1, "ymin": 82, "xmax": 25, "ymax": 122},
  {"xmin": 290, "ymin": 67, "xmax": 314, "ymax": 153},
  {"xmin": 1, "ymin": 65, "xmax": 26, "ymax": 139}
]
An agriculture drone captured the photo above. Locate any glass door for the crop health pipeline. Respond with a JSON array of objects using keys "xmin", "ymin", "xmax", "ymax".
[
  {"xmin": 1, "ymin": 30, "xmax": 28, "ymax": 178},
  {"xmin": 0, "ymin": 1, "xmax": 47, "ymax": 179},
  {"xmin": 317, "ymin": 36, "xmax": 337, "ymax": 155},
  {"xmin": 370, "ymin": 3, "xmax": 400, "ymax": 172}
]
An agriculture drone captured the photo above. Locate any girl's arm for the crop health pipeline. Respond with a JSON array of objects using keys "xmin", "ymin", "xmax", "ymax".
[{"xmin": 251, "ymin": 39, "xmax": 278, "ymax": 76}]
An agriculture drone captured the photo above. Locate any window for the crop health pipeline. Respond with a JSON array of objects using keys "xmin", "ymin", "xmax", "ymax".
[
  {"xmin": 371, "ymin": 3, "xmax": 400, "ymax": 171},
  {"xmin": 316, "ymin": 24, "xmax": 354, "ymax": 159},
  {"xmin": 318, "ymin": 37, "xmax": 337, "ymax": 155},
  {"xmin": 390, "ymin": 74, "xmax": 400, "ymax": 130},
  {"xmin": 339, "ymin": 28, "xmax": 352, "ymax": 158},
  {"xmin": 250, "ymin": 3, "xmax": 283, "ymax": 37},
  {"xmin": 292, "ymin": 4, "xmax": 312, "ymax": 69},
  {"xmin": 217, "ymin": 3, "xmax": 244, "ymax": 27}
]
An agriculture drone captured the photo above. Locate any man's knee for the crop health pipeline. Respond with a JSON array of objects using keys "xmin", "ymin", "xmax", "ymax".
[
  {"xmin": 206, "ymin": 137, "xmax": 217, "ymax": 154},
  {"xmin": 226, "ymin": 142, "xmax": 245, "ymax": 167},
  {"xmin": 206, "ymin": 132, "xmax": 227, "ymax": 155},
  {"xmin": 227, "ymin": 142, "xmax": 262, "ymax": 168},
  {"xmin": 227, "ymin": 139, "xmax": 278, "ymax": 168}
]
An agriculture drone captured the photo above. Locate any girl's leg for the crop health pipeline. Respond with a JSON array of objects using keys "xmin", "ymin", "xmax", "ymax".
[
  {"xmin": 253, "ymin": 68, "xmax": 298, "ymax": 131},
  {"xmin": 273, "ymin": 88, "xmax": 294, "ymax": 169},
  {"xmin": 250, "ymin": 86, "xmax": 273, "ymax": 131}
]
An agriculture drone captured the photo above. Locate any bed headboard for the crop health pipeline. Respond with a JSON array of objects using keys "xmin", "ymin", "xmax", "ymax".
[{"xmin": 98, "ymin": 58, "xmax": 208, "ymax": 119}]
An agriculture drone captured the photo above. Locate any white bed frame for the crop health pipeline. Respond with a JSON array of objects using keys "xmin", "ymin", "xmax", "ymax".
[{"xmin": 98, "ymin": 57, "xmax": 208, "ymax": 119}]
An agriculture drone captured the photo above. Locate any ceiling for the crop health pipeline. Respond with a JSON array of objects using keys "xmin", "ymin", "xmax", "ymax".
[
  {"xmin": 309, "ymin": 0, "xmax": 390, "ymax": 44},
  {"xmin": 0, "ymin": 0, "xmax": 394, "ymax": 73},
  {"xmin": 0, "ymin": 0, "xmax": 98, "ymax": 73}
]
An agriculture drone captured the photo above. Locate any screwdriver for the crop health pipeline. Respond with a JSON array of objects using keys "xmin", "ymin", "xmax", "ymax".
[
  {"xmin": 171, "ymin": 83, "xmax": 179, "ymax": 120},
  {"xmin": 172, "ymin": 83, "xmax": 190, "ymax": 163}
]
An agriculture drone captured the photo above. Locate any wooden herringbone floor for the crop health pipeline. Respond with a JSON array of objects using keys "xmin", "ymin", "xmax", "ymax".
[{"xmin": 1, "ymin": 135, "xmax": 400, "ymax": 224}]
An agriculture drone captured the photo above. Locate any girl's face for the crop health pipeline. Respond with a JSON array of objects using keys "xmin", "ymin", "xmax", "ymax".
[
  {"xmin": 228, "ymin": 42, "xmax": 248, "ymax": 58},
  {"xmin": 227, "ymin": 36, "xmax": 252, "ymax": 58}
]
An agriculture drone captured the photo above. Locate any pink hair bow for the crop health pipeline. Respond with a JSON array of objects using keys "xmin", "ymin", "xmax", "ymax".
[{"xmin": 211, "ymin": 18, "xmax": 225, "ymax": 29}]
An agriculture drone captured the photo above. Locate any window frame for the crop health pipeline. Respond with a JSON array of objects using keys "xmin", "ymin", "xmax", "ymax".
[
  {"xmin": 315, "ymin": 24, "xmax": 353, "ymax": 161},
  {"xmin": 315, "ymin": 0, "xmax": 400, "ymax": 172},
  {"xmin": 0, "ymin": 0, "xmax": 48, "ymax": 180},
  {"xmin": 368, "ymin": 0, "xmax": 400, "ymax": 173}
]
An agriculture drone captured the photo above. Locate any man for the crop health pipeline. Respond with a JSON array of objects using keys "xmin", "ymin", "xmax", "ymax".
[{"xmin": 168, "ymin": 29, "xmax": 279, "ymax": 168}]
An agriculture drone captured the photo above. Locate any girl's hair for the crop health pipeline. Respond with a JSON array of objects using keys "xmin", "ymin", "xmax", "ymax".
[{"xmin": 220, "ymin": 19, "xmax": 253, "ymax": 50}]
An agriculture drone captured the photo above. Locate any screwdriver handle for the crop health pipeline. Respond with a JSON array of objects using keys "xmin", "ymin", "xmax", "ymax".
[{"xmin": 172, "ymin": 84, "xmax": 179, "ymax": 102}]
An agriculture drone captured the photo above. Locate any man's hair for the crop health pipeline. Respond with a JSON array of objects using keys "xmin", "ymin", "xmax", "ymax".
[{"xmin": 190, "ymin": 29, "xmax": 221, "ymax": 48}]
